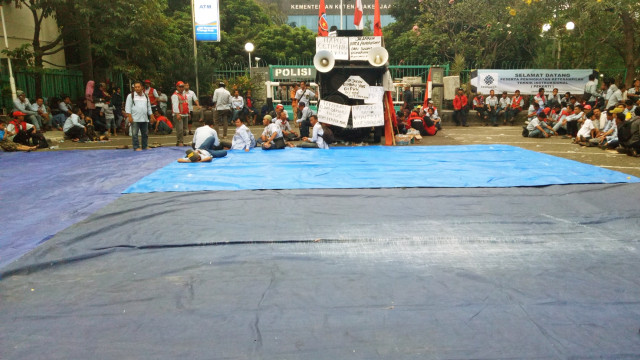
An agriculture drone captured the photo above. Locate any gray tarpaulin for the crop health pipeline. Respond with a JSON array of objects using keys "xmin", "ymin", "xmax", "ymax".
[{"xmin": 2, "ymin": 184, "xmax": 640, "ymax": 359}]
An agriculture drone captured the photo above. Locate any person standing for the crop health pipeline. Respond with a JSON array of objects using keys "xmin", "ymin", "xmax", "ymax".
[
  {"xmin": 403, "ymin": 85, "xmax": 414, "ymax": 110},
  {"xmin": 157, "ymin": 89, "xmax": 168, "ymax": 115},
  {"xmin": 290, "ymin": 83, "xmax": 299, "ymax": 122},
  {"xmin": 143, "ymin": 80, "xmax": 159, "ymax": 111},
  {"xmin": 171, "ymin": 81, "xmax": 190, "ymax": 146},
  {"xmin": 212, "ymin": 81, "xmax": 232, "ymax": 138},
  {"xmin": 125, "ymin": 81, "xmax": 155, "ymax": 151},
  {"xmin": 452, "ymin": 88, "xmax": 468, "ymax": 127},
  {"xmin": 111, "ymin": 87, "xmax": 124, "ymax": 133},
  {"xmin": 584, "ymin": 74, "xmax": 599, "ymax": 107},
  {"xmin": 85, "ymin": 80, "xmax": 96, "ymax": 121},
  {"xmin": 295, "ymin": 81, "xmax": 317, "ymax": 108},
  {"xmin": 184, "ymin": 82, "xmax": 200, "ymax": 135}
]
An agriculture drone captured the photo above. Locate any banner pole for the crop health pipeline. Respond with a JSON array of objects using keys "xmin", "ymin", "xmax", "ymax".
[{"xmin": 191, "ymin": 0, "xmax": 200, "ymax": 97}]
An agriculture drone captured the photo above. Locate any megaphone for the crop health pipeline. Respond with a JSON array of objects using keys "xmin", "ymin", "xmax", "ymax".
[
  {"xmin": 314, "ymin": 50, "xmax": 335, "ymax": 73},
  {"xmin": 367, "ymin": 47, "xmax": 389, "ymax": 67}
]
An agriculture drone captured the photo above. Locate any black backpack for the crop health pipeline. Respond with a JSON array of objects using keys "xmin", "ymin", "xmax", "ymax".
[{"xmin": 320, "ymin": 125, "xmax": 335, "ymax": 144}]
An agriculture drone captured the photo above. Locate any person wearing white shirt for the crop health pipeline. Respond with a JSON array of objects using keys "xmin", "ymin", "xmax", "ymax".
[
  {"xmin": 212, "ymin": 82, "xmax": 232, "ymax": 138},
  {"xmin": 298, "ymin": 115, "xmax": 329, "ymax": 149},
  {"xmin": 525, "ymin": 112, "xmax": 556, "ymax": 138},
  {"xmin": 192, "ymin": 118, "xmax": 228, "ymax": 157},
  {"xmin": 533, "ymin": 88, "xmax": 546, "ymax": 108},
  {"xmin": 221, "ymin": 117, "xmax": 255, "ymax": 151},
  {"xmin": 231, "ymin": 90, "xmax": 245, "ymax": 122},
  {"xmin": 259, "ymin": 114, "xmax": 286, "ymax": 150},
  {"xmin": 294, "ymin": 81, "xmax": 317, "ymax": 108},
  {"xmin": 584, "ymin": 74, "xmax": 599, "ymax": 106},
  {"xmin": 485, "ymin": 90, "xmax": 499, "ymax": 126},
  {"xmin": 276, "ymin": 110, "xmax": 299, "ymax": 140},
  {"xmin": 63, "ymin": 107, "xmax": 87, "ymax": 141},
  {"xmin": 125, "ymin": 81, "xmax": 155, "ymax": 151},
  {"xmin": 605, "ymin": 80, "xmax": 623, "ymax": 109},
  {"xmin": 184, "ymin": 82, "xmax": 200, "ymax": 135},
  {"xmin": 575, "ymin": 111, "xmax": 596, "ymax": 144},
  {"xmin": 30, "ymin": 97, "xmax": 51, "ymax": 131},
  {"xmin": 497, "ymin": 91, "xmax": 511, "ymax": 125},
  {"xmin": 157, "ymin": 89, "xmax": 168, "ymax": 115}
]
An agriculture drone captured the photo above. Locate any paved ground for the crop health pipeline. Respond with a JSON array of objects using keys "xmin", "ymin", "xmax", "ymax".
[{"xmin": 39, "ymin": 119, "xmax": 640, "ymax": 178}]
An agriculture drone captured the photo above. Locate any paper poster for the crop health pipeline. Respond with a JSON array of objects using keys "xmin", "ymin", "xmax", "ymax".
[
  {"xmin": 348, "ymin": 36, "xmax": 382, "ymax": 61},
  {"xmin": 365, "ymin": 86, "xmax": 385, "ymax": 104},
  {"xmin": 317, "ymin": 100, "xmax": 351, "ymax": 127},
  {"xmin": 338, "ymin": 76, "xmax": 370, "ymax": 100},
  {"xmin": 351, "ymin": 103, "xmax": 384, "ymax": 128},
  {"xmin": 315, "ymin": 37, "xmax": 349, "ymax": 60}
]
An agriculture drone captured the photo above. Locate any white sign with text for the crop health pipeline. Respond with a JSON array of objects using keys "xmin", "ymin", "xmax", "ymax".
[
  {"xmin": 315, "ymin": 37, "xmax": 349, "ymax": 60},
  {"xmin": 317, "ymin": 100, "xmax": 351, "ymax": 127},
  {"xmin": 351, "ymin": 103, "xmax": 384, "ymax": 128},
  {"xmin": 338, "ymin": 76, "xmax": 370, "ymax": 99},
  {"xmin": 349, "ymin": 36, "xmax": 382, "ymax": 61},
  {"xmin": 365, "ymin": 86, "xmax": 385, "ymax": 104}
]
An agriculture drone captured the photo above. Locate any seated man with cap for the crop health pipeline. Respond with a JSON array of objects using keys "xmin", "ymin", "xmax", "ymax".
[
  {"xmin": 269, "ymin": 104, "xmax": 288, "ymax": 122},
  {"xmin": 276, "ymin": 110, "xmax": 299, "ymax": 141},
  {"xmin": 0, "ymin": 120, "xmax": 37, "ymax": 151},
  {"xmin": 259, "ymin": 114, "xmax": 286, "ymax": 150},
  {"xmin": 5, "ymin": 111, "xmax": 40, "ymax": 146}
]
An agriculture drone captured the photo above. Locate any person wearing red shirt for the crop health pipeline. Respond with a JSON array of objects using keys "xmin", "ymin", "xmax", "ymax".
[
  {"xmin": 452, "ymin": 88, "xmax": 469, "ymax": 127},
  {"xmin": 151, "ymin": 109, "xmax": 173, "ymax": 135},
  {"xmin": 508, "ymin": 89, "xmax": 525, "ymax": 125}
]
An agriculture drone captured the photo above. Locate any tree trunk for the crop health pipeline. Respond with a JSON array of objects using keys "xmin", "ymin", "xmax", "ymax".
[
  {"xmin": 30, "ymin": 3, "xmax": 43, "ymax": 98},
  {"xmin": 620, "ymin": 11, "xmax": 637, "ymax": 87}
]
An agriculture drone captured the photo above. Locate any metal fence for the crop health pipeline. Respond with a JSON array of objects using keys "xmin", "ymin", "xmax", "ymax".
[{"xmin": 0, "ymin": 66, "xmax": 85, "ymax": 111}]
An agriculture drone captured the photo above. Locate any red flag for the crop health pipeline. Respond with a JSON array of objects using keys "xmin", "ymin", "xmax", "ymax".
[
  {"xmin": 318, "ymin": 0, "xmax": 328, "ymax": 36},
  {"xmin": 354, "ymin": 0, "xmax": 363, "ymax": 30},
  {"xmin": 373, "ymin": 0, "xmax": 382, "ymax": 36},
  {"xmin": 423, "ymin": 67, "xmax": 432, "ymax": 108},
  {"xmin": 384, "ymin": 91, "xmax": 397, "ymax": 145}
]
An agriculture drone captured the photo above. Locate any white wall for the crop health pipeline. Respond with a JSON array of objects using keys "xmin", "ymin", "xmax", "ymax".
[{"xmin": 0, "ymin": 5, "xmax": 66, "ymax": 68}]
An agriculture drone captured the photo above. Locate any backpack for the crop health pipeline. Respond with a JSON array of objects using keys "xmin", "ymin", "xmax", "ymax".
[
  {"xmin": 320, "ymin": 125, "xmax": 335, "ymax": 144},
  {"xmin": 618, "ymin": 117, "xmax": 639, "ymax": 145}
]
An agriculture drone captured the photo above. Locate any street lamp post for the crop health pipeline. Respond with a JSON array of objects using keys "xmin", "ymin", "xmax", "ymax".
[
  {"xmin": 245, "ymin": 42, "xmax": 254, "ymax": 76},
  {"xmin": 542, "ymin": 22, "xmax": 574, "ymax": 69}
]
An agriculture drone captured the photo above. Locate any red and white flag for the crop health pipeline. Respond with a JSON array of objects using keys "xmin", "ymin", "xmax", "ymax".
[
  {"xmin": 354, "ymin": 0, "xmax": 363, "ymax": 30},
  {"xmin": 318, "ymin": 0, "xmax": 328, "ymax": 36}
]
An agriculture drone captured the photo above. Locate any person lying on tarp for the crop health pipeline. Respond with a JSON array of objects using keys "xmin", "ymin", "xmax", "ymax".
[
  {"xmin": 407, "ymin": 107, "xmax": 437, "ymax": 136},
  {"xmin": 220, "ymin": 117, "xmax": 256, "ymax": 152},
  {"xmin": 258, "ymin": 114, "xmax": 286, "ymax": 150},
  {"xmin": 297, "ymin": 115, "xmax": 329, "ymax": 149},
  {"xmin": 178, "ymin": 148, "xmax": 226, "ymax": 163}
]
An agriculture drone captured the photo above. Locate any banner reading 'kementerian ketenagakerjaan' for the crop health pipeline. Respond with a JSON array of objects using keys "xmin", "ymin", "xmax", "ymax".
[
  {"xmin": 194, "ymin": 0, "xmax": 220, "ymax": 42},
  {"xmin": 471, "ymin": 69, "xmax": 594, "ymax": 95}
]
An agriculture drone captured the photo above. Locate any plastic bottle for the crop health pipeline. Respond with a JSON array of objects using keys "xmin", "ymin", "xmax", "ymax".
[{"xmin": 49, "ymin": 145, "xmax": 59, "ymax": 150}]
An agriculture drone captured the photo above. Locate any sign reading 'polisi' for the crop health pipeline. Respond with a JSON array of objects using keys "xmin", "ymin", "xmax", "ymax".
[{"xmin": 272, "ymin": 67, "xmax": 316, "ymax": 80}]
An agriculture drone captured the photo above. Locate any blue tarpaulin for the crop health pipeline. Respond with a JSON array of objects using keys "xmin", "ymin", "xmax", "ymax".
[{"xmin": 124, "ymin": 145, "xmax": 640, "ymax": 193}]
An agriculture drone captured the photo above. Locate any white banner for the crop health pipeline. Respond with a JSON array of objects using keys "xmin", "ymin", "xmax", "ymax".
[
  {"xmin": 351, "ymin": 103, "xmax": 384, "ymax": 128},
  {"xmin": 317, "ymin": 100, "xmax": 350, "ymax": 127},
  {"xmin": 194, "ymin": 0, "xmax": 220, "ymax": 42},
  {"xmin": 471, "ymin": 69, "xmax": 593, "ymax": 95},
  {"xmin": 365, "ymin": 86, "xmax": 385, "ymax": 104},
  {"xmin": 316, "ymin": 37, "xmax": 349, "ymax": 60}
]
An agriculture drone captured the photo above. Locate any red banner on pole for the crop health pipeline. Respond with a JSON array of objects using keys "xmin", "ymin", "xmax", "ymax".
[
  {"xmin": 318, "ymin": 0, "xmax": 328, "ymax": 36},
  {"xmin": 373, "ymin": 0, "xmax": 382, "ymax": 36}
]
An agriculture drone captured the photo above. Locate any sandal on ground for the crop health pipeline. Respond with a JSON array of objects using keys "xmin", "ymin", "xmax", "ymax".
[{"xmin": 115, "ymin": 145, "xmax": 129, "ymax": 149}]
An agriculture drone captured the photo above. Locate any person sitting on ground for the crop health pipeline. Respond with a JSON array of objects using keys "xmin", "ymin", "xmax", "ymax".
[
  {"xmin": 623, "ymin": 99, "xmax": 636, "ymax": 120},
  {"xmin": 276, "ymin": 110, "xmax": 299, "ymax": 141},
  {"xmin": 298, "ymin": 115, "xmax": 329, "ymax": 149},
  {"xmin": 426, "ymin": 99, "xmax": 439, "ymax": 118},
  {"xmin": 507, "ymin": 89, "xmax": 524, "ymax": 125},
  {"xmin": 220, "ymin": 117, "xmax": 256, "ymax": 152},
  {"xmin": 0, "ymin": 121, "xmax": 37, "ymax": 151},
  {"xmin": 524, "ymin": 112, "xmax": 556, "ymax": 138},
  {"xmin": 231, "ymin": 89, "xmax": 244, "ymax": 123},
  {"xmin": 526, "ymin": 102, "xmax": 542, "ymax": 124},
  {"xmin": 546, "ymin": 88, "xmax": 562, "ymax": 108},
  {"xmin": 616, "ymin": 107, "xmax": 640, "ymax": 156},
  {"xmin": 13, "ymin": 90, "xmax": 42, "ymax": 131},
  {"xmin": 192, "ymin": 118, "xmax": 228, "ymax": 157},
  {"xmin": 565, "ymin": 104, "xmax": 584, "ymax": 138},
  {"xmin": 574, "ymin": 110, "xmax": 597, "ymax": 145},
  {"xmin": 50, "ymin": 97, "xmax": 67, "ymax": 131},
  {"xmin": 560, "ymin": 92, "xmax": 571, "ymax": 107},
  {"xmin": 627, "ymin": 79, "xmax": 640, "ymax": 103},
  {"xmin": 473, "ymin": 92, "xmax": 488, "ymax": 125},
  {"xmin": 5, "ymin": 111, "xmax": 42, "ymax": 147},
  {"xmin": 534, "ymin": 87, "xmax": 547, "ymax": 108},
  {"xmin": 452, "ymin": 88, "xmax": 469, "ymax": 127},
  {"xmin": 296, "ymin": 102, "xmax": 314, "ymax": 138},
  {"xmin": 407, "ymin": 108, "xmax": 428, "ymax": 136},
  {"xmin": 63, "ymin": 106, "xmax": 88, "ymax": 142},
  {"xmin": 426, "ymin": 107, "xmax": 442, "ymax": 131},
  {"xmin": 269, "ymin": 104, "xmax": 288, "ymax": 123},
  {"xmin": 589, "ymin": 109, "xmax": 619, "ymax": 149},
  {"xmin": 30, "ymin": 97, "xmax": 51, "ymax": 131},
  {"xmin": 552, "ymin": 103, "xmax": 573, "ymax": 135},
  {"xmin": 178, "ymin": 148, "xmax": 214, "ymax": 163},
  {"xmin": 151, "ymin": 109, "xmax": 173, "ymax": 135},
  {"xmin": 259, "ymin": 114, "xmax": 286, "ymax": 150}
]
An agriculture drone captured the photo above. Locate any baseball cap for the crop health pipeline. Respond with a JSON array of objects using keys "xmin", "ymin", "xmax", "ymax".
[
  {"xmin": 276, "ymin": 104, "xmax": 283, "ymax": 109},
  {"xmin": 176, "ymin": 81, "xmax": 184, "ymax": 87},
  {"xmin": 12, "ymin": 110, "xmax": 27, "ymax": 117},
  {"xmin": 583, "ymin": 104, "xmax": 592, "ymax": 110},
  {"xmin": 543, "ymin": 107, "xmax": 551, "ymax": 115},
  {"xmin": 16, "ymin": 90, "xmax": 24, "ymax": 96},
  {"xmin": 144, "ymin": 80, "xmax": 151, "ymax": 83}
]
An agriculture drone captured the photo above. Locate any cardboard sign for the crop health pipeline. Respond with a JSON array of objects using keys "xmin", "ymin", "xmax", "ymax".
[
  {"xmin": 351, "ymin": 103, "xmax": 384, "ymax": 128},
  {"xmin": 338, "ymin": 76, "xmax": 370, "ymax": 99},
  {"xmin": 348, "ymin": 36, "xmax": 382, "ymax": 61},
  {"xmin": 365, "ymin": 86, "xmax": 385, "ymax": 104},
  {"xmin": 316, "ymin": 37, "xmax": 349, "ymax": 60},
  {"xmin": 317, "ymin": 100, "xmax": 351, "ymax": 127}
]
